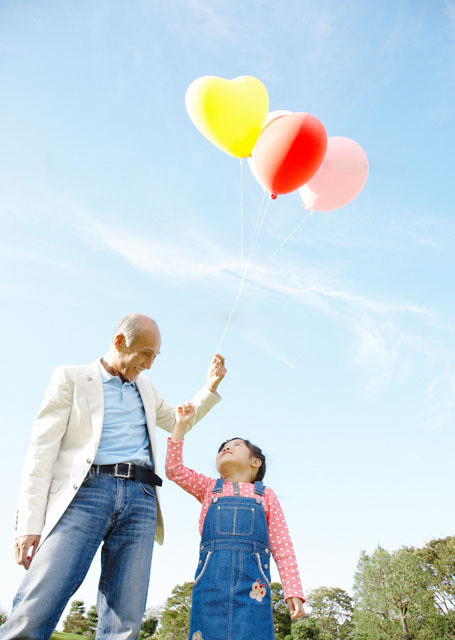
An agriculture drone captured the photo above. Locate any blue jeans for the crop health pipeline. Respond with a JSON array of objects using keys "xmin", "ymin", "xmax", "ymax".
[{"xmin": 0, "ymin": 471, "xmax": 157, "ymax": 640}]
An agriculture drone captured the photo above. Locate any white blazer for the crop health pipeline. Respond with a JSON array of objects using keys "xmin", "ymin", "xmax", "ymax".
[{"xmin": 16, "ymin": 359, "xmax": 220, "ymax": 546}]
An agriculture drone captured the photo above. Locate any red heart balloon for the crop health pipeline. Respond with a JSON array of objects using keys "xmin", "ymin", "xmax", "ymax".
[{"xmin": 253, "ymin": 112, "xmax": 328, "ymax": 195}]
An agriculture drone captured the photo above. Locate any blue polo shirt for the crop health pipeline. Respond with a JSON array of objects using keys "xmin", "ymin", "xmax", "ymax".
[{"xmin": 93, "ymin": 361, "xmax": 153, "ymax": 468}]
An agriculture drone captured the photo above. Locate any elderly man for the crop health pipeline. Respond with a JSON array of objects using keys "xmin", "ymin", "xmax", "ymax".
[{"xmin": 1, "ymin": 313, "xmax": 226, "ymax": 640}]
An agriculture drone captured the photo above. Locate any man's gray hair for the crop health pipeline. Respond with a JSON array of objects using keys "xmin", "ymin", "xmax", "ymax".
[{"xmin": 113, "ymin": 314, "xmax": 159, "ymax": 347}]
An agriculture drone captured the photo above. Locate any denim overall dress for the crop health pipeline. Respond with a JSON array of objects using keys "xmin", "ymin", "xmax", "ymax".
[{"xmin": 189, "ymin": 478, "xmax": 275, "ymax": 640}]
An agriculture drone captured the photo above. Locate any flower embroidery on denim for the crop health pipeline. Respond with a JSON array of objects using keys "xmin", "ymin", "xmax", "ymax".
[
  {"xmin": 249, "ymin": 578, "xmax": 267, "ymax": 602},
  {"xmin": 192, "ymin": 632, "xmax": 203, "ymax": 640}
]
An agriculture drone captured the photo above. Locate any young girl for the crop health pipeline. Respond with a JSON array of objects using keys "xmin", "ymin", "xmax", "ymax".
[{"xmin": 165, "ymin": 402, "xmax": 305, "ymax": 640}]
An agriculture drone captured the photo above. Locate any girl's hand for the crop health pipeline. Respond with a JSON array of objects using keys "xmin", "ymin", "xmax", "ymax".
[
  {"xmin": 286, "ymin": 597, "xmax": 305, "ymax": 619},
  {"xmin": 172, "ymin": 403, "xmax": 195, "ymax": 441},
  {"xmin": 176, "ymin": 402, "xmax": 195, "ymax": 425}
]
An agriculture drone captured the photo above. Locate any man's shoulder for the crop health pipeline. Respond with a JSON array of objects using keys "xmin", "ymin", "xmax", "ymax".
[{"xmin": 51, "ymin": 360, "xmax": 100, "ymax": 383}]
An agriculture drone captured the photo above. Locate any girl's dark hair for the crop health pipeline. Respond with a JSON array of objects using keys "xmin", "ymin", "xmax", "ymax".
[{"xmin": 217, "ymin": 438, "xmax": 266, "ymax": 482}]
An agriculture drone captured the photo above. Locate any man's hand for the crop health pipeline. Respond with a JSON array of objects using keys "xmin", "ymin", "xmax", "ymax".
[
  {"xmin": 15, "ymin": 534, "xmax": 41, "ymax": 570},
  {"xmin": 286, "ymin": 597, "xmax": 305, "ymax": 619},
  {"xmin": 207, "ymin": 354, "xmax": 226, "ymax": 393},
  {"xmin": 172, "ymin": 402, "xmax": 195, "ymax": 441}
]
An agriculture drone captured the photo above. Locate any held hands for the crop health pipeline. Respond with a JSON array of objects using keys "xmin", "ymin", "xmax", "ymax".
[
  {"xmin": 286, "ymin": 597, "xmax": 306, "ymax": 619},
  {"xmin": 176, "ymin": 402, "xmax": 196, "ymax": 426},
  {"xmin": 15, "ymin": 534, "xmax": 41, "ymax": 570},
  {"xmin": 207, "ymin": 354, "xmax": 226, "ymax": 393},
  {"xmin": 172, "ymin": 402, "xmax": 196, "ymax": 441}
]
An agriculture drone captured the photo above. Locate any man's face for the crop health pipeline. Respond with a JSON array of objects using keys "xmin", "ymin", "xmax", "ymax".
[{"xmin": 114, "ymin": 322, "xmax": 161, "ymax": 382}]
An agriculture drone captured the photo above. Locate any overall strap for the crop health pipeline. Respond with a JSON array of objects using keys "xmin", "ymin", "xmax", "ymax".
[
  {"xmin": 212, "ymin": 478, "xmax": 225, "ymax": 493},
  {"xmin": 254, "ymin": 481, "xmax": 265, "ymax": 496}
]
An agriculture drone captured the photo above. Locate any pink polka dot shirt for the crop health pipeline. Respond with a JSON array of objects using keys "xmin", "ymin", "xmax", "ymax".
[{"xmin": 166, "ymin": 438, "xmax": 305, "ymax": 603}]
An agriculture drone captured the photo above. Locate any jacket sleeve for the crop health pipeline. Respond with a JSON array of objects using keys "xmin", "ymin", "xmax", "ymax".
[
  {"xmin": 15, "ymin": 367, "xmax": 73, "ymax": 538},
  {"xmin": 154, "ymin": 384, "xmax": 221, "ymax": 435}
]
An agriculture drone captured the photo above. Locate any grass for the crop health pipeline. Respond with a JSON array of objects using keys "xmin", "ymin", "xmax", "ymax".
[{"xmin": 51, "ymin": 632, "xmax": 89, "ymax": 640}]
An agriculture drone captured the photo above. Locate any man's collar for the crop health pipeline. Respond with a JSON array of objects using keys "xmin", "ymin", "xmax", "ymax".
[{"xmin": 98, "ymin": 359, "xmax": 136, "ymax": 387}]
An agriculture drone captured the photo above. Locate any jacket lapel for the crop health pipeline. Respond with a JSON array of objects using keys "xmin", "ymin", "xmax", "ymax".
[
  {"xmin": 136, "ymin": 377, "xmax": 157, "ymax": 468},
  {"xmin": 86, "ymin": 359, "xmax": 104, "ymax": 446}
]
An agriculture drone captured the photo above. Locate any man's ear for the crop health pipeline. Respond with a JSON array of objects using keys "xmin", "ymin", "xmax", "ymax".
[{"xmin": 114, "ymin": 334, "xmax": 125, "ymax": 351}]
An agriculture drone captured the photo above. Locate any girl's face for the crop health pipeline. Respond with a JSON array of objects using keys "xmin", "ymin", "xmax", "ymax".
[{"xmin": 216, "ymin": 439, "xmax": 260, "ymax": 480}]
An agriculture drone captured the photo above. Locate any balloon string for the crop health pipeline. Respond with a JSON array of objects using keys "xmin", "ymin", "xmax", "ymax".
[
  {"xmin": 216, "ymin": 195, "xmax": 272, "ymax": 353},
  {"xmin": 243, "ymin": 194, "xmax": 270, "ymax": 278},
  {"xmin": 259, "ymin": 209, "xmax": 313, "ymax": 270},
  {"xmin": 240, "ymin": 158, "xmax": 244, "ymax": 269},
  {"xmin": 241, "ymin": 189, "xmax": 265, "ymax": 279}
]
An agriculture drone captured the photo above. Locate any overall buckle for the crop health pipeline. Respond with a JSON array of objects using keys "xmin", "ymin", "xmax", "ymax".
[{"xmin": 114, "ymin": 463, "xmax": 132, "ymax": 479}]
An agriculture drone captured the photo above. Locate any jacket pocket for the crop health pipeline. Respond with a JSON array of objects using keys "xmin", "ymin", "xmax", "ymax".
[
  {"xmin": 48, "ymin": 479, "xmax": 63, "ymax": 494},
  {"xmin": 194, "ymin": 551, "xmax": 212, "ymax": 585}
]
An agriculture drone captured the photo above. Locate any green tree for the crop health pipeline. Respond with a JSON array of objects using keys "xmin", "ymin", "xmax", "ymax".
[
  {"xmin": 307, "ymin": 586, "xmax": 353, "ymax": 639},
  {"xmin": 63, "ymin": 600, "xmax": 89, "ymax": 635},
  {"xmin": 416, "ymin": 536, "xmax": 455, "ymax": 639},
  {"xmin": 157, "ymin": 582, "xmax": 193, "ymax": 640},
  {"xmin": 286, "ymin": 617, "xmax": 321, "ymax": 639},
  {"xmin": 353, "ymin": 546, "xmax": 437, "ymax": 640},
  {"xmin": 140, "ymin": 606, "xmax": 159, "ymax": 638},
  {"xmin": 86, "ymin": 605, "xmax": 98, "ymax": 636},
  {"xmin": 271, "ymin": 582, "xmax": 292, "ymax": 639},
  {"xmin": 417, "ymin": 536, "xmax": 455, "ymax": 615},
  {"xmin": 0, "ymin": 608, "xmax": 8, "ymax": 625}
]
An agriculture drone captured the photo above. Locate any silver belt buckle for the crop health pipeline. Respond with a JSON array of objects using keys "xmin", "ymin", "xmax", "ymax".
[{"xmin": 114, "ymin": 463, "xmax": 132, "ymax": 479}]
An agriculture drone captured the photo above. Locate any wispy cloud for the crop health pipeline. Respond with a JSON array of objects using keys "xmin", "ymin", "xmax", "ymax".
[
  {"xmin": 422, "ymin": 361, "xmax": 455, "ymax": 431},
  {"xmin": 243, "ymin": 331, "xmax": 296, "ymax": 369},
  {"xmin": 75, "ymin": 208, "xmax": 454, "ymax": 387},
  {"xmin": 76, "ymin": 208, "xmax": 447, "ymax": 325},
  {"xmin": 77, "ymin": 208, "xmax": 238, "ymax": 283},
  {"xmin": 185, "ymin": 0, "xmax": 234, "ymax": 40},
  {"xmin": 446, "ymin": 0, "xmax": 455, "ymax": 35},
  {"xmin": 0, "ymin": 244, "xmax": 80, "ymax": 273}
]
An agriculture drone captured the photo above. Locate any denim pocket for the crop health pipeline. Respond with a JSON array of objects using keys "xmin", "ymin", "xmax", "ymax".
[
  {"xmin": 216, "ymin": 506, "xmax": 255, "ymax": 536},
  {"xmin": 140, "ymin": 483, "xmax": 156, "ymax": 498},
  {"xmin": 194, "ymin": 551, "xmax": 212, "ymax": 585},
  {"xmin": 254, "ymin": 552, "xmax": 271, "ymax": 588}
]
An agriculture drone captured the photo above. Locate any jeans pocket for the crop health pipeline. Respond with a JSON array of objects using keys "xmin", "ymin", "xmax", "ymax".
[
  {"xmin": 140, "ymin": 483, "xmax": 156, "ymax": 498},
  {"xmin": 254, "ymin": 552, "xmax": 271, "ymax": 588},
  {"xmin": 194, "ymin": 551, "xmax": 212, "ymax": 585}
]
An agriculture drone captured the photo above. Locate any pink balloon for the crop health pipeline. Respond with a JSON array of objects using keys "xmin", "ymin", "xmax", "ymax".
[{"xmin": 299, "ymin": 137, "xmax": 369, "ymax": 211}]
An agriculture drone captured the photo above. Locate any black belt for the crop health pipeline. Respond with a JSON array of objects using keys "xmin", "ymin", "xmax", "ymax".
[{"xmin": 91, "ymin": 463, "xmax": 163, "ymax": 487}]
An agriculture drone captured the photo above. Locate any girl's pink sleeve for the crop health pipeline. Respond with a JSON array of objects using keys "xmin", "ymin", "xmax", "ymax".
[
  {"xmin": 266, "ymin": 488, "xmax": 305, "ymax": 603},
  {"xmin": 165, "ymin": 438, "xmax": 212, "ymax": 503}
]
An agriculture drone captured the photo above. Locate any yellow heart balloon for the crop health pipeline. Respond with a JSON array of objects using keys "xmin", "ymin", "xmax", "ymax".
[{"xmin": 185, "ymin": 76, "xmax": 269, "ymax": 158}]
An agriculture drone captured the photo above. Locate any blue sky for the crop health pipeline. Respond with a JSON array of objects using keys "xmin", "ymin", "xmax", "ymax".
[{"xmin": 1, "ymin": 0, "xmax": 455, "ymax": 624}]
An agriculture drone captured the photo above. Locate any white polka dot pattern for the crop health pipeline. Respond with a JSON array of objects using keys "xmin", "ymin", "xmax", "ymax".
[{"xmin": 165, "ymin": 438, "xmax": 305, "ymax": 603}]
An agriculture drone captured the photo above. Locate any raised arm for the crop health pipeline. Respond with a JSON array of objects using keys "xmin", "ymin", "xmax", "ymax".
[
  {"xmin": 165, "ymin": 403, "xmax": 213, "ymax": 503},
  {"xmin": 155, "ymin": 354, "xmax": 226, "ymax": 434}
]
